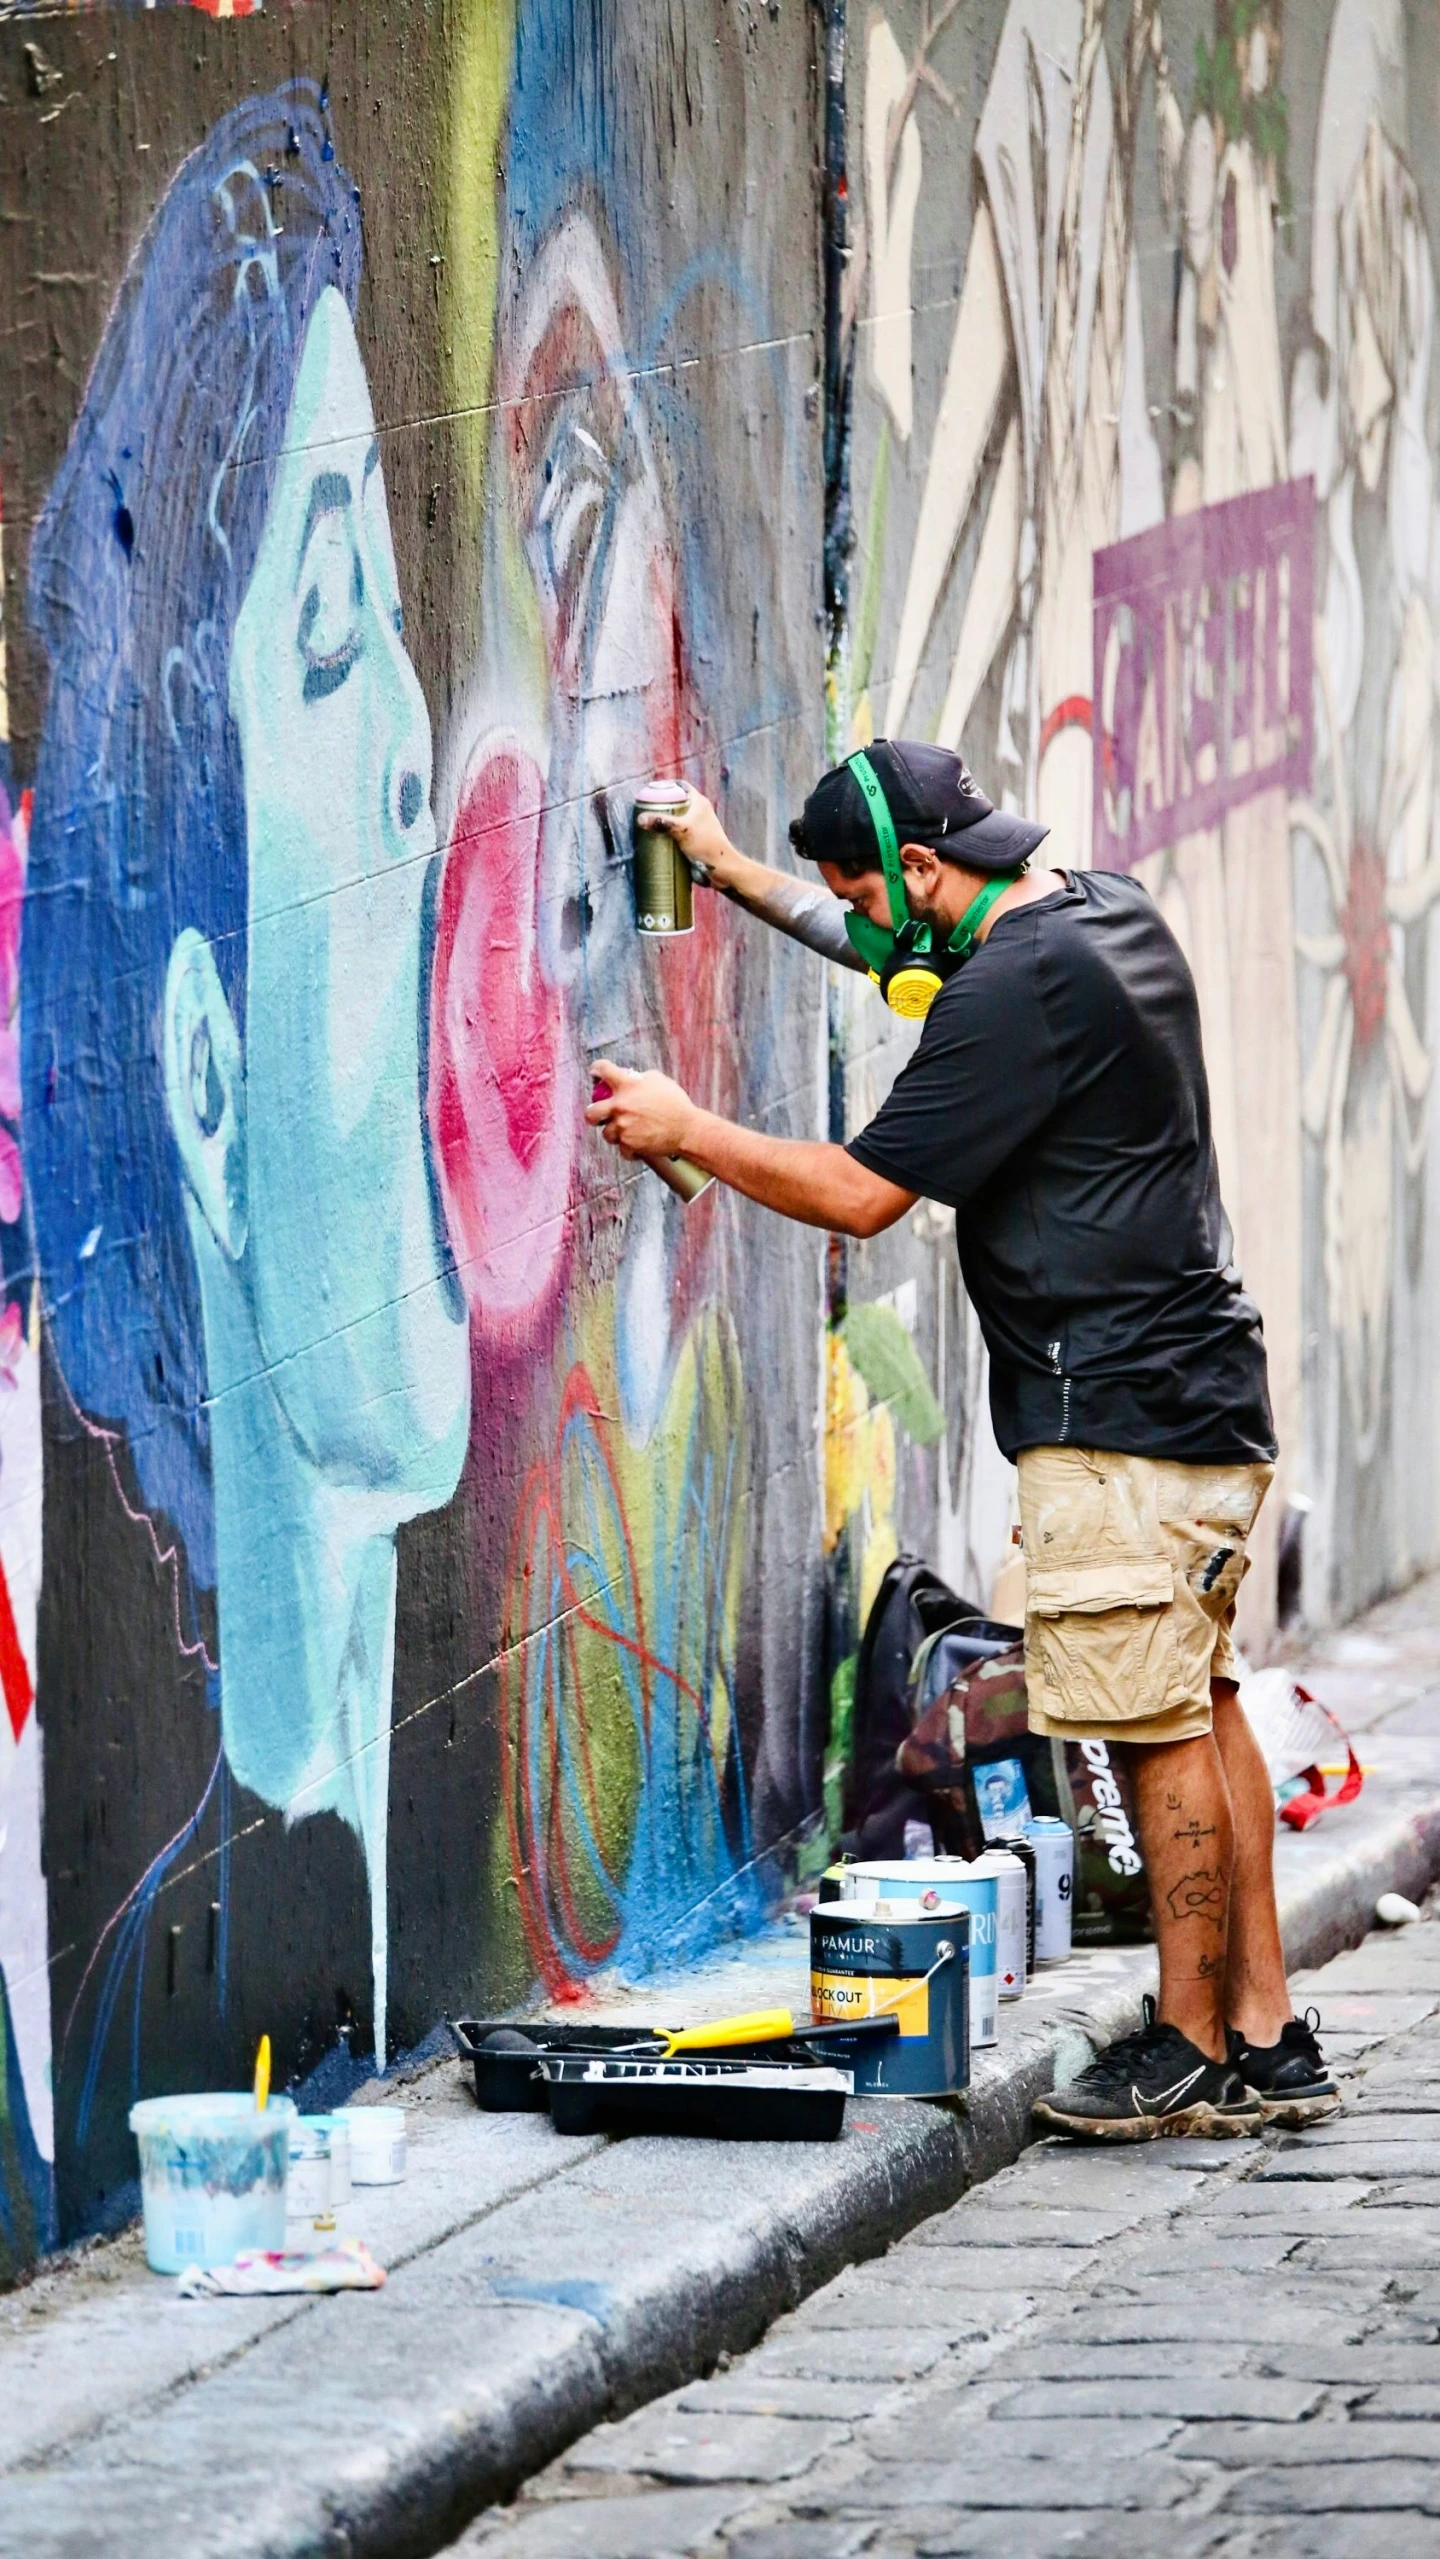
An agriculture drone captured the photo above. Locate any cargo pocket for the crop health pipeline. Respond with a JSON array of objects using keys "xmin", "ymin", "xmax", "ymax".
[
  {"xmin": 1024, "ymin": 1558, "xmax": 1178, "ymax": 1725},
  {"xmin": 1185, "ymin": 1539, "xmax": 1250, "ymax": 1622}
]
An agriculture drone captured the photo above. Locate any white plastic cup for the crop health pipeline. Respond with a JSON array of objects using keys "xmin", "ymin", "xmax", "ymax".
[{"xmin": 338, "ymin": 2103, "xmax": 406, "ymax": 2185}]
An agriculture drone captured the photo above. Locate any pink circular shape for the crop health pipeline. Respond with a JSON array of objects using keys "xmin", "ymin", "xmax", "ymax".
[{"xmin": 429, "ymin": 743, "xmax": 579, "ymax": 1345}]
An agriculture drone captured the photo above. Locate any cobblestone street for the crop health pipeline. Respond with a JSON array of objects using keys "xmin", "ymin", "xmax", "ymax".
[{"xmin": 459, "ymin": 1902, "xmax": 1440, "ymax": 2559}]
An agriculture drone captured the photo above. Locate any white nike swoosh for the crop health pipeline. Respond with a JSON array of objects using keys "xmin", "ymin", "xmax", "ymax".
[{"xmin": 1133, "ymin": 2063, "xmax": 1208, "ymax": 2115}]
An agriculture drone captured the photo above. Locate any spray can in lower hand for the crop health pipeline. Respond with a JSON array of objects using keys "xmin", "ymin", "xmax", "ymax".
[{"xmin": 590, "ymin": 1079, "xmax": 714, "ymax": 1205}]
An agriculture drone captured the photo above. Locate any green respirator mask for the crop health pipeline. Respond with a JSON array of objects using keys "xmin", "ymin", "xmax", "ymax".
[{"xmin": 842, "ymin": 749, "xmax": 1012, "ymax": 1020}]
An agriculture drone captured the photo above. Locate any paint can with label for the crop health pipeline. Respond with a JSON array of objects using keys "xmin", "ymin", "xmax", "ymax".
[
  {"xmin": 977, "ymin": 1846, "xmax": 1028, "ymax": 2001},
  {"xmin": 837, "ymin": 1860, "xmax": 998, "ymax": 2048},
  {"xmin": 1029, "ymin": 1817, "xmax": 1076, "ymax": 1964},
  {"xmin": 994, "ymin": 1832, "xmax": 1037, "ymax": 1978},
  {"xmin": 632, "ymin": 781, "xmax": 695, "ymax": 934},
  {"xmin": 809, "ymin": 1902, "xmax": 969, "ymax": 2095}
]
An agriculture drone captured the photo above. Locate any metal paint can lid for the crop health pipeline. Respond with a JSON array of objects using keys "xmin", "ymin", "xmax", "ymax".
[{"xmin": 634, "ymin": 779, "xmax": 692, "ymax": 819}]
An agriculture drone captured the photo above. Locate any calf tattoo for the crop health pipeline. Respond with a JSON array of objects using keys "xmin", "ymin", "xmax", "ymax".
[
  {"xmin": 1196, "ymin": 1951, "xmax": 1223, "ymax": 1979},
  {"xmin": 1172, "ymin": 1818, "xmax": 1217, "ymax": 1847},
  {"xmin": 1165, "ymin": 1867, "xmax": 1227, "ymax": 1927}
]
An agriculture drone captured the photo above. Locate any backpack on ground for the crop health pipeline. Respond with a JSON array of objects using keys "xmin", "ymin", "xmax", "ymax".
[{"xmin": 841, "ymin": 1551, "xmax": 1153, "ymax": 1943}]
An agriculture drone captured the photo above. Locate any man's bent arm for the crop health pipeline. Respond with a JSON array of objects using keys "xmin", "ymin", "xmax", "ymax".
[
  {"xmin": 682, "ymin": 1113, "xmax": 913, "ymax": 1235},
  {"xmin": 586, "ymin": 1061, "xmax": 916, "ymax": 1235},
  {"xmin": 651, "ymin": 791, "xmax": 868, "ymax": 973},
  {"xmin": 713, "ymin": 853, "xmax": 868, "ymax": 973}
]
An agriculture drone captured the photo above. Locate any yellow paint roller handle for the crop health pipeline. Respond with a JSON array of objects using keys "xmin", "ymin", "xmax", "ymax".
[
  {"xmin": 253, "ymin": 2034, "xmax": 271, "ymax": 2113},
  {"xmin": 663, "ymin": 2007, "xmax": 794, "ymax": 2056}
]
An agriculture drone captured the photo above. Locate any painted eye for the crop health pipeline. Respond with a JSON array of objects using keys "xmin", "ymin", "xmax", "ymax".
[{"xmin": 298, "ymin": 514, "xmax": 363, "ymax": 703}]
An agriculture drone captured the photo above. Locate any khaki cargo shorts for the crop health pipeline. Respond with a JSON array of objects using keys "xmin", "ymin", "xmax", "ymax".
[{"xmin": 1019, "ymin": 1446, "xmax": 1274, "ymax": 1746}]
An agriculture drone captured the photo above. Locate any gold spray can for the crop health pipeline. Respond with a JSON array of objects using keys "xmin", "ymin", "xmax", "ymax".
[{"xmin": 632, "ymin": 780, "xmax": 695, "ymax": 934}]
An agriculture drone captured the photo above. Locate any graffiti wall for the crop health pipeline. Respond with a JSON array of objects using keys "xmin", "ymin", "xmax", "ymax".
[
  {"xmin": 6, "ymin": 0, "xmax": 1440, "ymax": 2283},
  {"xmin": 838, "ymin": 0, "xmax": 1440, "ymax": 1676},
  {"xmin": 0, "ymin": 2, "xmax": 825, "ymax": 2263}
]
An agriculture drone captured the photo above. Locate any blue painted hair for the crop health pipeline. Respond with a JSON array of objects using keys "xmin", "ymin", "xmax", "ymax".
[{"xmin": 23, "ymin": 83, "xmax": 361, "ymax": 1590}]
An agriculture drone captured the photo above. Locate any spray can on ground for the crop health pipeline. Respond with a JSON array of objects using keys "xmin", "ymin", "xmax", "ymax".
[
  {"xmin": 978, "ymin": 1846, "xmax": 1028, "ymax": 2001},
  {"xmin": 994, "ymin": 1832, "xmax": 1037, "ymax": 1979},
  {"xmin": 632, "ymin": 781, "xmax": 695, "ymax": 935},
  {"xmin": 1029, "ymin": 1816, "xmax": 1076, "ymax": 1965}
]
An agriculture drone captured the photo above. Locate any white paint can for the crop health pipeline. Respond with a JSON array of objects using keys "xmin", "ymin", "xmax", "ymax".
[{"xmin": 839, "ymin": 1858, "xmax": 998, "ymax": 2048}]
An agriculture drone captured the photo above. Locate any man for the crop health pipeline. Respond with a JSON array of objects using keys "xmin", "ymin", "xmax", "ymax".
[{"xmin": 588, "ymin": 738, "xmax": 1337, "ymax": 2139}]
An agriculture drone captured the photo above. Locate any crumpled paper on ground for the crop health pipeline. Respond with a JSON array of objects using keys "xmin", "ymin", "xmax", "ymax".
[{"xmin": 177, "ymin": 2237, "xmax": 386, "ymax": 2296}]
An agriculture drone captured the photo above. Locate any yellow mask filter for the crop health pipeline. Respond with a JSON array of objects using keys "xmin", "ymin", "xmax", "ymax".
[{"xmin": 883, "ymin": 962, "xmax": 945, "ymax": 1020}]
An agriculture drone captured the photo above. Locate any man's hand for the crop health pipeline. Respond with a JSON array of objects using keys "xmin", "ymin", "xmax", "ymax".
[
  {"xmin": 645, "ymin": 787, "xmax": 741, "ymax": 890},
  {"xmin": 586, "ymin": 1061, "xmax": 699, "ymax": 1161}
]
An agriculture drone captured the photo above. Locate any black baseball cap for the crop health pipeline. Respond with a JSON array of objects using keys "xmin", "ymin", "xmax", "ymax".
[{"xmin": 790, "ymin": 738, "xmax": 1049, "ymax": 877}]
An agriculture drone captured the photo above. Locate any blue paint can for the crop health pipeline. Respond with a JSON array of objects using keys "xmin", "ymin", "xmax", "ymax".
[
  {"xmin": 837, "ymin": 1858, "xmax": 1000, "ymax": 2048},
  {"xmin": 809, "ymin": 1902, "xmax": 970, "ymax": 2095}
]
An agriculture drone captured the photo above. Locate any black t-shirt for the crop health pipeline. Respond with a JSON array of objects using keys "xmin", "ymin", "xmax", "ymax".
[{"xmin": 847, "ymin": 869, "xmax": 1276, "ymax": 1465}]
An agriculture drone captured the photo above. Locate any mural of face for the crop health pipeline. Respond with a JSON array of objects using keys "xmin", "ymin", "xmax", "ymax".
[
  {"xmin": 24, "ymin": 89, "xmax": 470, "ymax": 2092},
  {"xmin": 225, "ymin": 286, "xmax": 468, "ymax": 1505},
  {"xmin": 167, "ymin": 287, "xmax": 470, "ymax": 2061},
  {"xmin": 432, "ymin": 213, "xmax": 697, "ymax": 1443}
]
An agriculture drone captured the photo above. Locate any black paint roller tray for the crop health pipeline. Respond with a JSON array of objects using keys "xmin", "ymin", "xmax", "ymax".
[
  {"xmin": 451, "ymin": 2014, "xmax": 898, "ymax": 2120},
  {"xmin": 451, "ymin": 2018, "xmax": 659, "ymax": 2113},
  {"xmin": 537, "ymin": 2051, "xmax": 852, "ymax": 2141}
]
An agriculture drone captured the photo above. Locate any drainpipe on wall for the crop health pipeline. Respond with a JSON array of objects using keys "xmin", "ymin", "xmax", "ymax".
[{"xmin": 818, "ymin": 0, "xmax": 856, "ymax": 1846}]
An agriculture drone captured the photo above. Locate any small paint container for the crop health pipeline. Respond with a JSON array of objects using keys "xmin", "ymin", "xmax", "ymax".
[
  {"xmin": 286, "ymin": 2113, "xmax": 352, "ymax": 2224},
  {"xmin": 994, "ymin": 1832, "xmax": 1038, "ymax": 1977},
  {"xmin": 338, "ymin": 2103, "xmax": 407, "ymax": 2185},
  {"xmin": 633, "ymin": 781, "xmax": 694, "ymax": 935},
  {"xmin": 981, "ymin": 1847, "xmax": 1028, "ymax": 2001},
  {"xmin": 810, "ymin": 1902, "xmax": 969, "ymax": 2095},
  {"xmin": 1029, "ymin": 1817, "xmax": 1076, "ymax": 1964},
  {"xmin": 838, "ymin": 1859, "xmax": 998, "ymax": 2048},
  {"xmin": 286, "ymin": 2117, "xmax": 334, "ymax": 2222}
]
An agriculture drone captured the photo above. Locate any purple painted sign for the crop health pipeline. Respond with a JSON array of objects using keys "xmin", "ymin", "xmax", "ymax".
[{"xmin": 1091, "ymin": 479, "xmax": 1315, "ymax": 872}]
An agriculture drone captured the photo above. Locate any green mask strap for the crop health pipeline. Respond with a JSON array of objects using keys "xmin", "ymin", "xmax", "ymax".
[
  {"xmin": 945, "ymin": 872, "xmax": 1014, "ymax": 963},
  {"xmin": 846, "ymin": 749, "xmax": 909, "ymax": 931}
]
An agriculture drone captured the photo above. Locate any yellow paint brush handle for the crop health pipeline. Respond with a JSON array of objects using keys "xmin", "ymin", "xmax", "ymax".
[
  {"xmin": 253, "ymin": 2033, "xmax": 271, "ymax": 2113},
  {"xmin": 664, "ymin": 2007, "xmax": 794, "ymax": 2056}
]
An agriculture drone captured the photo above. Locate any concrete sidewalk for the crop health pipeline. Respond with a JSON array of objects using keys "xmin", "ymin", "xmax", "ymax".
[
  {"xmin": 460, "ymin": 1893, "xmax": 1440, "ymax": 2558},
  {"xmin": 4, "ymin": 1588, "xmax": 1440, "ymax": 2559}
]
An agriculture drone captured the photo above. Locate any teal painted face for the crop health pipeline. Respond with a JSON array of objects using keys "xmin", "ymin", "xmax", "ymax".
[{"xmin": 228, "ymin": 289, "xmax": 469, "ymax": 1508}]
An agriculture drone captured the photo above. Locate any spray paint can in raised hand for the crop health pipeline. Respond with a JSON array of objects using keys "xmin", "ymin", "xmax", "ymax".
[
  {"xmin": 1029, "ymin": 1816, "xmax": 1076, "ymax": 1965},
  {"xmin": 632, "ymin": 780, "xmax": 695, "ymax": 935}
]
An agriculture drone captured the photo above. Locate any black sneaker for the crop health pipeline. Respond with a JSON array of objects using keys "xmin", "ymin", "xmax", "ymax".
[
  {"xmin": 1032, "ymin": 1996, "xmax": 1263, "ymax": 2142},
  {"xmin": 1231, "ymin": 2008, "xmax": 1341, "ymax": 2128}
]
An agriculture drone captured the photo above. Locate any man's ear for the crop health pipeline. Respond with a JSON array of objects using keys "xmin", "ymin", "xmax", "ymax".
[
  {"xmin": 899, "ymin": 842, "xmax": 942, "ymax": 896},
  {"xmin": 162, "ymin": 929, "xmax": 248, "ymax": 1260}
]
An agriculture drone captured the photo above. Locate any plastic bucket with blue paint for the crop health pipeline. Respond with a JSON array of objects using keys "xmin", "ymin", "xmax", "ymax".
[{"xmin": 130, "ymin": 2092, "xmax": 295, "ymax": 2274}]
